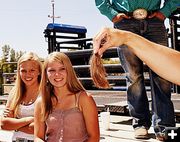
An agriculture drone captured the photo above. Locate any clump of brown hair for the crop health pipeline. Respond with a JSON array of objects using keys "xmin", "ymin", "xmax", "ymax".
[{"xmin": 89, "ymin": 53, "xmax": 110, "ymax": 89}]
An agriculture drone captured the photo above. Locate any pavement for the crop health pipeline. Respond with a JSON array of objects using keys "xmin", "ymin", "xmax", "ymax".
[{"xmin": 0, "ymin": 105, "xmax": 180, "ymax": 142}]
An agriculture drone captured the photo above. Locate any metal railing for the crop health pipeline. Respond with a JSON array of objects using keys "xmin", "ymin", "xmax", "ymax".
[{"xmin": 0, "ymin": 62, "xmax": 17, "ymax": 95}]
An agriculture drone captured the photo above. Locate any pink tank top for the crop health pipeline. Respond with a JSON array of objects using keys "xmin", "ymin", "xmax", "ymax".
[{"xmin": 45, "ymin": 93, "xmax": 89, "ymax": 142}]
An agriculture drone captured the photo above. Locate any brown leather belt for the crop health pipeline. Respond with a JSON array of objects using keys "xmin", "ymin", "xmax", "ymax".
[
  {"xmin": 12, "ymin": 140, "xmax": 34, "ymax": 142},
  {"xmin": 120, "ymin": 9, "xmax": 156, "ymax": 20},
  {"xmin": 13, "ymin": 139, "xmax": 34, "ymax": 142}
]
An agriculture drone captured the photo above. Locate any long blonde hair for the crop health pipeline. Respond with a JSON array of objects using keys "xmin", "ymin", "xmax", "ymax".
[
  {"xmin": 10, "ymin": 52, "xmax": 42, "ymax": 116},
  {"xmin": 89, "ymin": 54, "xmax": 110, "ymax": 89},
  {"xmin": 40, "ymin": 52, "xmax": 85, "ymax": 120}
]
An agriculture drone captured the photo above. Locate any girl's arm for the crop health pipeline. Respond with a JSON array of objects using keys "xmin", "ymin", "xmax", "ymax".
[
  {"xmin": 1, "ymin": 93, "xmax": 34, "ymax": 131},
  {"xmin": 17, "ymin": 122, "xmax": 34, "ymax": 134},
  {"xmin": 34, "ymin": 98, "xmax": 46, "ymax": 142},
  {"xmin": 3, "ymin": 90, "xmax": 15, "ymax": 118},
  {"xmin": 93, "ymin": 27, "xmax": 180, "ymax": 85},
  {"xmin": 80, "ymin": 92, "xmax": 100, "ymax": 142},
  {"xmin": 1, "ymin": 116, "xmax": 33, "ymax": 131}
]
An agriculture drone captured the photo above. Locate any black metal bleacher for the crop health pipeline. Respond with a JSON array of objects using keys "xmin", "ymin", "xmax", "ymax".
[
  {"xmin": 44, "ymin": 23, "xmax": 92, "ymax": 53},
  {"xmin": 44, "ymin": 23, "xmax": 93, "ymax": 65},
  {"xmin": 63, "ymin": 48, "xmax": 150, "ymax": 90},
  {"xmin": 42, "ymin": 15, "xmax": 180, "ymax": 115},
  {"xmin": 43, "ymin": 22, "xmax": 126, "ymax": 89},
  {"xmin": 64, "ymin": 47, "xmax": 128, "ymax": 90},
  {"xmin": 43, "ymin": 23, "xmax": 152, "ymax": 91},
  {"xmin": 43, "ymin": 23, "xmax": 151, "ymax": 113}
]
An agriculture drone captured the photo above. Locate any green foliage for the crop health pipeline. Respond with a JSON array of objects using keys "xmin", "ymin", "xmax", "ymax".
[
  {"xmin": 10, "ymin": 48, "xmax": 16, "ymax": 62},
  {"xmin": 2, "ymin": 45, "xmax": 10, "ymax": 62},
  {"xmin": 0, "ymin": 45, "xmax": 24, "ymax": 73},
  {"xmin": 102, "ymin": 58, "xmax": 120, "ymax": 64}
]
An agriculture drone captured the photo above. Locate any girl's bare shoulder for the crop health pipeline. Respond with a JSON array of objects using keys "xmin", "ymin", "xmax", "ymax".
[
  {"xmin": 35, "ymin": 96, "xmax": 43, "ymax": 107},
  {"xmin": 79, "ymin": 91, "xmax": 95, "ymax": 105}
]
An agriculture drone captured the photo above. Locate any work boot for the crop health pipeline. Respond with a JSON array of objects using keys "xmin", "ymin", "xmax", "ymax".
[
  {"xmin": 156, "ymin": 133, "xmax": 166, "ymax": 141},
  {"xmin": 134, "ymin": 127, "xmax": 149, "ymax": 139}
]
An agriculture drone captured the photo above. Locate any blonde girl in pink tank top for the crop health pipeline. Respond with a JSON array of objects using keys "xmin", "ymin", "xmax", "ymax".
[{"xmin": 34, "ymin": 52, "xmax": 100, "ymax": 142}]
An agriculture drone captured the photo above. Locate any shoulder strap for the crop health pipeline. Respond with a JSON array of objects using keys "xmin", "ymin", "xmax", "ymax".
[{"xmin": 75, "ymin": 91, "xmax": 81, "ymax": 108}]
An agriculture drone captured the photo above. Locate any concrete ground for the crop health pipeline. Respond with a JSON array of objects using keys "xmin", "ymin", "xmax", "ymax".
[
  {"xmin": 1, "ymin": 91, "xmax": 180, "ymax": 141},
  {"xmin": 0, "ymin": 105, "xmax": 180, "ymax": 142}
]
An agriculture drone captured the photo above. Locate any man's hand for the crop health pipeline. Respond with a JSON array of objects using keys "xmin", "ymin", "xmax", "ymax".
[
  {"xmin": 148, "ymin": 11, "xmax": 166, "ymax": 21},
  {"xmin": 93, "ymin": 28, "xmax": 128, "ymax": 56},
  {"xmin": 112, "ymin": 13, "xmax": 131, "ymax": 23}
]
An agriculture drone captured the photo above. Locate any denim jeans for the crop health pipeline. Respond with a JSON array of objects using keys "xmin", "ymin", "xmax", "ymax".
[{"xmin": 114, "ymin": 18, "xmax": 175, "ymax": 134}]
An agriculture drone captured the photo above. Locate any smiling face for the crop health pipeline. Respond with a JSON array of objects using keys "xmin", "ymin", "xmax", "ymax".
[
  {"xmin": 46, "ymin": 61, "xmax": 67, "ymax": 88},
  {"xmin": 19, "ymin": 60, "xmax": 40, "ymax": 86}
]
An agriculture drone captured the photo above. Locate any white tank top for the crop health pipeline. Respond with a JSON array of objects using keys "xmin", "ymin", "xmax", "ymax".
[{"xmin": 12, "ymin": 101, "xmax": 36, "ymax": 141}]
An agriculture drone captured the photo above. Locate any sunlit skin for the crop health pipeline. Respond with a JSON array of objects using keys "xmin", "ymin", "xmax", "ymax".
[
  {"xmin": 34, "ymin": 52, "xmax": 100, "ymax": 142},
  {"xmin": 46, "ymin": 61, "xmax": 67, "ymax": 89},
  {"xmin": 0, "ymin": 52, "xmax": 42, "ymax": 137},
  {"xmin": 19, "ymin": 60, "xmax": 40, "ymax": 87},
  {"xmin": 93, "ymin": 27, "xmax": 180, "ymax": 85}
]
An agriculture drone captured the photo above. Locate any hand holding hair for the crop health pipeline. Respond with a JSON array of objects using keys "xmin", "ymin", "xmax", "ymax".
[
  {"xmin": 90, "ymin": 27, "xmax": 126, "ymax": 88},
  {"xmin": 89, "ymin": 53, "xmax": 110, "ymax": 89},
  {"xmin": 90, "ymin": 31, "xmax": 110, "ymax": 89}
]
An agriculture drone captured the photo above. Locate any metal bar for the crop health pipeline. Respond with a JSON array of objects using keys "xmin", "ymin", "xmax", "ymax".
[{"xmin": 56, "ymin": 38, "xmax": 92, "ymax": 44}]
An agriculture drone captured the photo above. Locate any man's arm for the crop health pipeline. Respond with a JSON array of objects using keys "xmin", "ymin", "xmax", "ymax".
[
  {"xmin": 125, "ymin": 30, "xmax": 180, "ymax": 85},
  {"xmin": 93, "ymin": 27, "xmax": 180, "ymax": 85}
]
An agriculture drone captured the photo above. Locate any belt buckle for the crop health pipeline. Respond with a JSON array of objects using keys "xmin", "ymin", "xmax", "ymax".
[
  {"xmin": 133, "ymin": 8, "xmax": 148, "ymax": 20},
  {"xmin": 16, "ymin": 137, "xmax": 25, "ymax": 142},
  {"xmin": 16, "ymin": 137, "xmax": 31, "ymax": 142}
]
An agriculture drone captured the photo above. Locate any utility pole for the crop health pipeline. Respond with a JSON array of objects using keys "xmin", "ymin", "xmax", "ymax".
[{"xmin": 48, "ymin": 0, "xmax": 60, "ymax": 24}]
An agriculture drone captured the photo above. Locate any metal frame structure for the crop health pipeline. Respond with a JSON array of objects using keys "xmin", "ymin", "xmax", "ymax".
[
  {"xmin": 44, "ymin": 23, "xmax": 89, "ymax": 53},
  {"xmin": 0, "ymin": 9, "xmax": 180, "ymax": 96},
  {"xmin": 169, "ymin": 8, "xmax": 180, "ymax": 93}
]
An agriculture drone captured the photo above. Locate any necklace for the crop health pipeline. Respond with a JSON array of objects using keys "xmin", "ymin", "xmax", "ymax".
[
  {"xmin": 21, "ymin": 99, "xmax": 34, "ymax": 105},
  {"xmin": 22, "ymin": 88, "xmax": 39, "ymax": 105}
]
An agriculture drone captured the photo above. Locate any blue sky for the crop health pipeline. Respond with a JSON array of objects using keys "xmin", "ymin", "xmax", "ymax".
[
  {"xmin": 0, "ymin": 0, "xmax": 112, "ymax": 58},
  {"xmin": 0, "ymin": 0, "xmax": 173, "ymax": 58}
]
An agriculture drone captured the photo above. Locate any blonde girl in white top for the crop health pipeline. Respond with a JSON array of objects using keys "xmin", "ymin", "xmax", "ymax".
[{"xmin": 0, "ymin": 52, "xmax": 42, "ymax": 141}]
